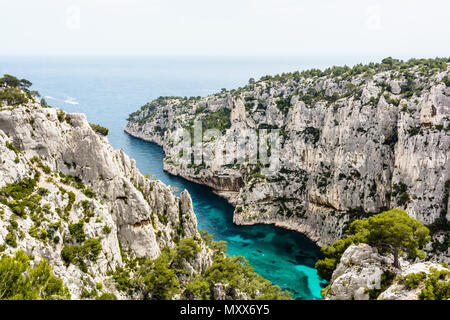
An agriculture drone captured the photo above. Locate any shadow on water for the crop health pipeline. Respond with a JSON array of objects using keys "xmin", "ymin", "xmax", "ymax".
[{"xmin": 123, "ymin": 134, "xmax": 327, "ymax": 300}]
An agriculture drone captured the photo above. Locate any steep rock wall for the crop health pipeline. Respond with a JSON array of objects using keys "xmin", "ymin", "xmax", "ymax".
[{"xmin": 125, "ymin": 59, "xmax": 449, "ymax": 258}]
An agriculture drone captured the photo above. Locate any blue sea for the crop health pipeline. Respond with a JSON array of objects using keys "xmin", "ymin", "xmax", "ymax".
[{"xmin": 0, "ymin": 55, "xmax": 370, "ymax": 299}]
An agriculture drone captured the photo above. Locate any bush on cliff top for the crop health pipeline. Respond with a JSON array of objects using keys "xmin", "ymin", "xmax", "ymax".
[
  {"xmin": 89, "ymin": 123, "xmax": 109, "ymax": 136},
  {"xmin": 315, "ymin": 209, "xmax": 430, "ymax": 282},
  {"xmin": 0, "ymin": 74, "xmax": 42, "ymax": 107}
]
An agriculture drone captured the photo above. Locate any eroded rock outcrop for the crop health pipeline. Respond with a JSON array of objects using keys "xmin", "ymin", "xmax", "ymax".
[{"xmin": 324, "ymin": 243, "xmax": 449, "ymax": 300}]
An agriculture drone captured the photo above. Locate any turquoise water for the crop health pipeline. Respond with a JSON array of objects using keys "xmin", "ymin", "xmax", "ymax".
[{"xmin": 0, "ymin": 56, "xmax": 340, "ymax": 299}]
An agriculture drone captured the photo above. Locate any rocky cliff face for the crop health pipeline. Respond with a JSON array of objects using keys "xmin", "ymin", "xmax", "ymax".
[
  {"xmin": 125, "ymin": 58, "xmax": 449, "ymax": 260},
  {"xmin": 324, "ymin": 243, "xmax": 449, "ymax": 300},
  {"xmin": 0, "ymin": 94, "xmax": 212, "ymax": 299}
]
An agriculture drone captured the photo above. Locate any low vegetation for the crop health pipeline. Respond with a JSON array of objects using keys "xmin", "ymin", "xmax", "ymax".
[
  {"xmin": 0, "ymin": 250, "xmax": 71, "ymax": 300},
  {"xmin": 61, "ymin": 238, "xmax": 102, "ymax": 273},
  {"xmin": 200, "ymin": 108, "xmax": 231, "ymax": 133},
  {"xmin": 89, "ymin": 123, "xmax": 109, "ymax": 136},
  {"xmin": 315, "ymin": 209, "xmax": 431, "ymax": 281},
  {"xmin": 418, "ymin": 268, "xmax": 450, "ymax": 300},
  {"xmin": 0, "ymin": 74, "xmax": 43, "ymax": 108},
  {"xmin": 110, "ymin": 233, "xmax": 292, "ymax": 300}
]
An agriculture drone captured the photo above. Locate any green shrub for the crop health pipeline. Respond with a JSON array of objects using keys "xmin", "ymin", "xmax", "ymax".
[
  {"xmin": 200, "ymin": 108, "xmax": 231, "ymax": 133},
  {"xmin": 183, "ymin": 277, "xmax": 210, "ymax": 300},
  {"xmin": 419, "ymin": 268, "xmax": 450, "ymax": 300},
  {"xmin": 96, "ymin": 293, "xmax": 118, "ymax": 300},
  {"xmin": 157, "ymin": 213, "xmax": 168, "ymax": 226},
  {"xmin": 41, "ymin": 165, "xmax": 51, "ymax": 174},
  {"xmin": 89, "ymin": 123, "xmax": 109, "ymax": 136},
  {"xmin": 127, "ymin": 250, "xmax": 180, "ymax": 300},
  {"xmin": 59, "ymin": 172, "xmax": 85, "ymax": 190},
  {"xmin": 68, "ymin": 220, "xmax": 86, "ymax": 243},
  {"xmin": 316, "ymin": 209, "xmax": 430, "ymax": 281},
  {"xmin": 5, "ymin": 141, "xmax": 20, "ymax": 155},
  {"xmin": 0, "ymin": 177, "xmax": 37, "ymax": 200},
  {"xmin": 61, "ymin": 238, "xmax": 102, "ymax": 272},
  {"xmin": 0, "ymin": 250, "xmax": 70, "ymax": 300},
  {"xmin": 102, "ymin": 225, "xmax": 112, "ymax": 235},
  {"xmin": 57, "ymin": 110, "xmax": 66, "ymax": 122},
  {"xmin": 37, "ymin": 187, "xmax": 49, "ymax": 196},
  {"xmin": 203, "ymin": 255, "xmax": 292, "ymax": 300},
  {"xmin": 399, "ymin": 272, "xmax": 427, "ymax": 289},
  {"xmin": 275, "ymin": 96, "xmax": 291, "ymax": 113},
  {"xmin": 5, "ymin": 232, "xmax": 18, "ymax": 248},
  {"xmin": 83, "ymin": 238, "xmax": 102, "ymax": 262},
  {"xmin": 65, "ymin": 192, "xmax": 76, "ymax": 215},
  {"xmin": 110, "ymin": 231, "xmax": 292, "ymax": 300},
  {"xmin": 80, "ymin": 288, "xmax": 98, "ymax": 299},
  {"xmin": 303, "ymin": 127, "xmax": 320, "ymax": 145},
  {"xmin": 110, "ymin": 266, "xmax": 134, "ymax": 294},
  {"xmin": 398, "ymin": 192, "xmax": 411, "ymax": 206},
  {"xmin": 176, "ymin": 237, "xmax": 201, "ymax": 262},
  {"xmin": 315, "ymin": 235, "xmax": 362, "ymax": 281},
  {"xmin": 0, "ymin": 87, "xmax": 29, "ymax": 106},
  {"xmin": 82, "ymin": 187, "xmax": 95, "ymax": 199},
  {"xmin": 0, "ymin": 176, "xmax": 43, "ymax": 220}
]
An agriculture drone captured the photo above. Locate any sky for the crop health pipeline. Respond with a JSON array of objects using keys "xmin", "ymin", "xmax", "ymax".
[{"xmin": 0, "ymin": 0, "xmax": 449, "ymax": 58}]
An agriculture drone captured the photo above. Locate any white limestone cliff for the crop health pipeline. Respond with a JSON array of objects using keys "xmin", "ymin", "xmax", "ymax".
[{"xmin": 125, "ymin": 59, "xmax": 450, "ymax": 261}]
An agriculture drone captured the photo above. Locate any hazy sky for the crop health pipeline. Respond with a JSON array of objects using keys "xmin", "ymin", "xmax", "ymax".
[{"xmin": 1, "ymin": 0, "xmax": 449, "ymax": 58}]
